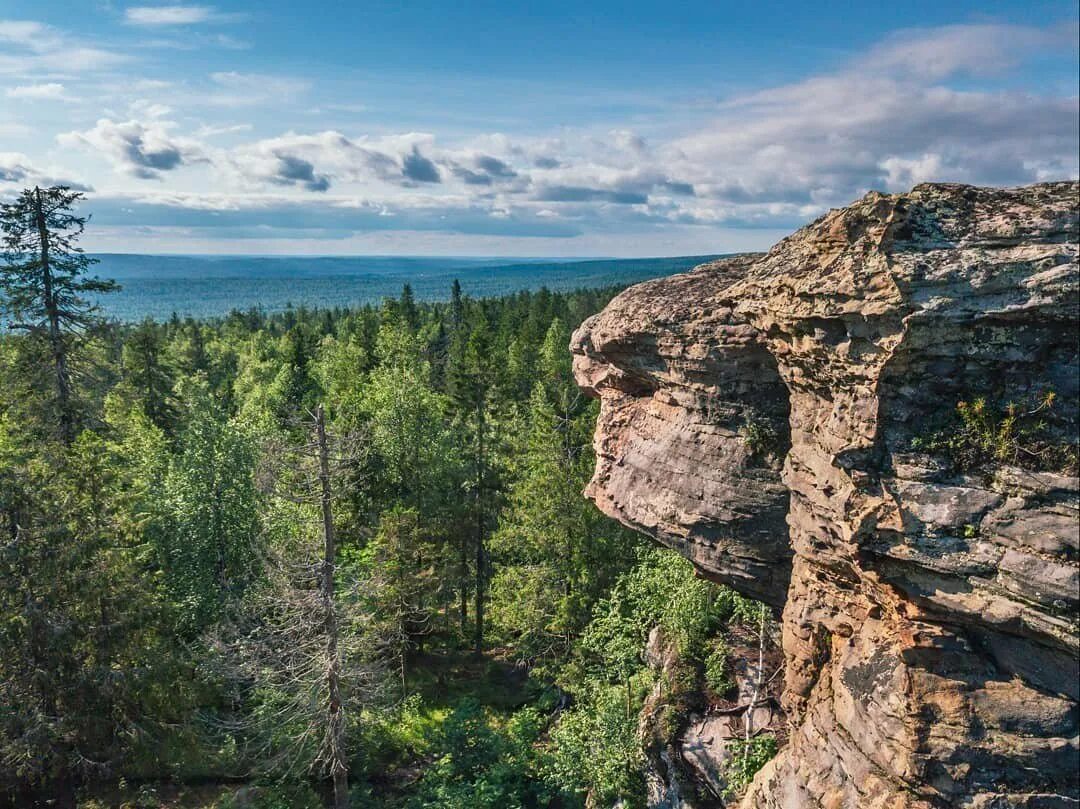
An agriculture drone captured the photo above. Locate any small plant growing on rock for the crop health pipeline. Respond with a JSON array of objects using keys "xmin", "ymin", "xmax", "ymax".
[
  {"xmin": 740, "ymin": 414, "xmax": 779, "ymax": 461},
  {"xmin": 911, "ymin": 390, "xmax": 1078, "ymax": 475}
]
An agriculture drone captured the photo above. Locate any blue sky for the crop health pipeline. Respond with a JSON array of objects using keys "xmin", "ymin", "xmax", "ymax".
[{"xmin": 1, "ymin": 2, "xmax": 1077, "ymax": 256}]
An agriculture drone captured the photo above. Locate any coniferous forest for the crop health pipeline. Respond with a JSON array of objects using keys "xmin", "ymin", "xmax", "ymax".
[{"xmin": 1, "ymin": 189, "xmax": 778, "ymax": 808}]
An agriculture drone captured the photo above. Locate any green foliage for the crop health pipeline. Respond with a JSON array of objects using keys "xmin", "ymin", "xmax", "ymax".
[
  {"xmin": 704, "ymin": 637, "xmax": 733, "ymax": 695},
  {"xmin": 146, "ymin": 383, "xmax": 261, "ymax": 633},
  {"xmin": 3, "ymin": 213, "xmax": 750, "ymax": 808},
  {"xmin": 911, "ymin": 392, "xmax": 1078, "ymax": 474},
  {"xmin": 213, "ymin": 782, "xmax": 323, "ymax": 809},
  {"xmin": 0, "ymin": 186, "xmax": 118, "ymax": 440},
  {"xmin": 581, "ymin": 547, "xmax": 725, "ymax": 676},
  {"xmin": 376, "ymin": 698, "xmax": 555, "ymax": 809},
  {"xmin": 549, "ymin": 683, "xmax": 644, "ymax": 807},
  {"xmin": 723, "ymin": 734, "xmax": 778, "ymax": 798},
  {"xmin": 490, "ymin": 372, "xmax": 637, "ymax": 666},
  {"xmin": 739, "ymin": 412, "xmax": 779, "ymax": 461},
  {"xmin": 119, "ymin": 319, "xmax": 178, "ymax": 430},
  {"xmin": 0, "ymin": 424, "xmax": 198, "ymax": 792}
]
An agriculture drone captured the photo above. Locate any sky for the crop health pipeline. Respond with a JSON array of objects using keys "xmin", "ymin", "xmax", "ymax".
[{"xmin": 0, "ymin": 1, "xmax": 1077, "ymax": 256}]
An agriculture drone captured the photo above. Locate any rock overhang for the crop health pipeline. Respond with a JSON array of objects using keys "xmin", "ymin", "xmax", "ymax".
[{"xmin": 572, "ymin": 181, "xmax": 1080, "ymax": 808}]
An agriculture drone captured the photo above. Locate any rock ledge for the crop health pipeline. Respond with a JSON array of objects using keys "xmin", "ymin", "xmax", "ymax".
[{"xmin": 573, "ymin": 182, "xmax": 1080, "ymax": 808}]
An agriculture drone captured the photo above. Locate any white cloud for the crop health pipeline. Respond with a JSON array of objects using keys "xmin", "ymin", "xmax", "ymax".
[
  {"xmin": 0, "ymin": 18, "xmax": 127, "ymax": 75},
  {"xmin": 124, "ymin": 5, "xmax": 230, "ymax": 26},
  {"xmin": 225, "ymin": 131, "xmax": 402, "ymax": 190},
  {"xmin": 6, "ymin": 82, "xmax": 69, "ymax": 100},
  {"xmin": 856, "ymin": 22, "xmax": 1077, "ymax": 80},
  {"xmin": 194, "ymin": 122, "xmax": 253, "ymax": 137},
  {"xmin": 58, "ymin": 118, "xmax": 206, "ymax": 179},
  {"xmin": 129, "ymin": 99, "xmax": 173, "ymax": 119},
  {"xmin": 0, "ymin": 151, "xmax": 91, "ymax": 191},
  {"xmin": 0, "ymin": 152, "xmax": 34, "ymax": 184},
  {"xmin": 8, "ymin": 17, "xmax": 1077, "ymax": 251},
  {"xmin": 629, "ymin": 20, "xmax": 1076, "ymax": 225}
]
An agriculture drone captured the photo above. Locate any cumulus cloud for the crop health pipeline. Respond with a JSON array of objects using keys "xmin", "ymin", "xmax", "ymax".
[
  {"xmin": 0, "ymin": 152, "xmax": 91, "ymax": 191},
  {"xmin": 244, "ymin": 152, "xmax": 330, "ymax": 191},
  {"xmin": 225, "ymin": 132, "xmax": 465, "ymax": 191},
  {"xmin": 450, "ymin": 154, "xmax": 519, "ymax": 186},
  {"xmin": 402, "ymin": 147, "xmax": 441, "ymax": 183},
  {"xmin": 227, "ymin": 131, "xmax": 401, "ymax": 190},
  {"xmin": 11, "ymin": 17, "xmax": 1076, "ymax": 249},
  {"xmin": 0, "ymin": 152, "xmax": 33, "ymax": 184},
  {"xmin": 58, "ymin": 118, "xmax": 204, "ymax": 179},
  {"xmin": 623, "ymin": 21, "xmax": 1078, "ymax": 228},
  {"xmin": 475, "ymin": 155, "xmax": 516, "ymax": 178}
]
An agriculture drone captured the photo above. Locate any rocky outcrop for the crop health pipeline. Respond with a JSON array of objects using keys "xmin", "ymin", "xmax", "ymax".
[{"xmin": 573, "ymin": 183, "xmax": 1080, "ymax": 808}]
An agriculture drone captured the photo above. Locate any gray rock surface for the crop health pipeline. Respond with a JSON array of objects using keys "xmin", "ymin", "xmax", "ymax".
[{"xmin": 573, "ymin": 182, "xmax": 1080, "ymax": 808}]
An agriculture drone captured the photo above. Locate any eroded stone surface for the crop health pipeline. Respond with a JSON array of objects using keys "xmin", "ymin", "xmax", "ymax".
[{"xmin": 573, "ymin": 183, "xmax": 1080, "ymax": 808}]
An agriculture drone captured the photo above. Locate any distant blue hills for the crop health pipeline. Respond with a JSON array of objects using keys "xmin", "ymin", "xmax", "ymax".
[{"xmin": 86, "ymin": 253, "xmax": 726, "ymax": 322}]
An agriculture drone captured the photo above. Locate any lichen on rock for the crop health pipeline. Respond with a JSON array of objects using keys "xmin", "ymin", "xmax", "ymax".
[{"xmin": 573, "ymin": 182, "xmax": 1080, "ymax": 808}]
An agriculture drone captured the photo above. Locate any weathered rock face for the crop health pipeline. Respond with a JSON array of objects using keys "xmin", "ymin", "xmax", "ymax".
[{"xmin": 572, "ymin": 183, "xmax": 1080, "ymax": 808}]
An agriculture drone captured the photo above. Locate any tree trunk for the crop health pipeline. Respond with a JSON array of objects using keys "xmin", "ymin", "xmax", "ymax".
[
  {"xmin": 744, "ymin": 607, "xmax": 766, "ymax": 742},
  {"xmin": 316, "ymin": 405, "xmax": 349, "ymax": 809},
  {"xmin": 32, "ymin": 187, "xmax": 74, "ymax": 443},
  {"xmin": 458, "ymin": 528, "xmax": 468, "ymax": 636},
  {"xmin": 472, "ymin": 397, "xmax": 485, "ymax": 657}
]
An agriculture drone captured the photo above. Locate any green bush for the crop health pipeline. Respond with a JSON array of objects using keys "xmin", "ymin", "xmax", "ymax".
[
  {"xmin": 549, "ymin": 684, "xmax": 644, "ymax": 808},
  {"xmin": 740, "ymin": 413, "xmax": 779, "ymax": 462},
  {"xmin": 704, "ymin": 637, "xmax": 733, "ymax": 695},
  {"xmin": 723, "ymin": 734, "xmax": 778, "ymax": 798},
  {"xmin": 406, "ymin": 699, "xmax": 557, "ymax": 809}
]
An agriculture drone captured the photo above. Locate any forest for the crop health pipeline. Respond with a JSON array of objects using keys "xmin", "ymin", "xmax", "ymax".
[{"xmin": 0, "ymin": 188, "xmax": 779, "ymax": 808}]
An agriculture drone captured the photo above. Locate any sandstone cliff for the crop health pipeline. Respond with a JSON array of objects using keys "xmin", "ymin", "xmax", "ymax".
[{"xmin": 572, "ymin": 182, "xmax": 1080, "ymax": 808}]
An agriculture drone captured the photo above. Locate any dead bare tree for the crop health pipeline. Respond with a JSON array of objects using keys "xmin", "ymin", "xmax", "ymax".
[
  {"xmin": 208, "ymin": 408, "xmax": 390, "ymax": 806},
  {"xmin": 315, "ymin": 404, "xmax": 349, "ymax": 809}
]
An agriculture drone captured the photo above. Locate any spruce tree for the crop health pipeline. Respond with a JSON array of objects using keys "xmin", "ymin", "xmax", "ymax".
[
  {"xmin": 0, "ymin": 186, "xmax": 117, "ymax": 442},
  {"xmin": 399, "ymin": 283, "xmax": 420, "ymax": 333},
  {"xmin": 122, "ymin": 318, "xmax": 177, "ymax": 433}
]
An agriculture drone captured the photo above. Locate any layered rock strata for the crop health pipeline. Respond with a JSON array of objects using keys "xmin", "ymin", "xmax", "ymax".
[{"xmin": 572, "ymin": 183, "xmax": 1080, "ymax": 808}]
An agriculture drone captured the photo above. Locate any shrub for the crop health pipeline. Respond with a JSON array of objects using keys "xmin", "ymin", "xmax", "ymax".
[
  {"xmin": 549, "ymin": 684, "xmax": 644, "ymax": 807},
  {"xmin": 723, "ymin": 734, "xmax": 778, "ymax": 798},
  {"xmin": 911, "ymin": 392, "xmax": 1078, "ymax": 474},
  {"xmin": 406, "ymin": 700, "xmax": 556, "ymax": 809},
  {"xmin": 704, "ymin": 637, "xmax": 733, "ymax": 695},
  {"xmin": 740, "ymin": 415, "xmax": 779, "ymax": 461}
]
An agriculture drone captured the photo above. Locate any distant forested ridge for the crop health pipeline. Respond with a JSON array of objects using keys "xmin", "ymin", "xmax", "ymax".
[
  {"xmin": 1, "ymin": 189, "xmax": 775, "ymax": 808},
  {"xmin": 86, "ymin": 253, "xmax": 726, "ymax": 322}
]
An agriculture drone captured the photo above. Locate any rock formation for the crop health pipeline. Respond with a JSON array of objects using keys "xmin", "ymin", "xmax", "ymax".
[{"xmin": 572, "ymin": 182, "xmax": 1080, "ymax": 808}]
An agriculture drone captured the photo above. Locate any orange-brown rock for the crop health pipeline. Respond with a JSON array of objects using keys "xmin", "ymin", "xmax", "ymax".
[{"xmin": 572, "ymin": 182, "xmax": 1080, "ymax": 808}]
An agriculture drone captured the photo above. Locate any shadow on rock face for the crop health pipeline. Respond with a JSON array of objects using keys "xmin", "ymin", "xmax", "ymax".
[
  {"xmin": 571, "ymin": 254, "xmax": 793, "ymax": 608},
  {"xmin": 572, "ymin": 182, "xmax": 1080, "ymax": 809}
]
